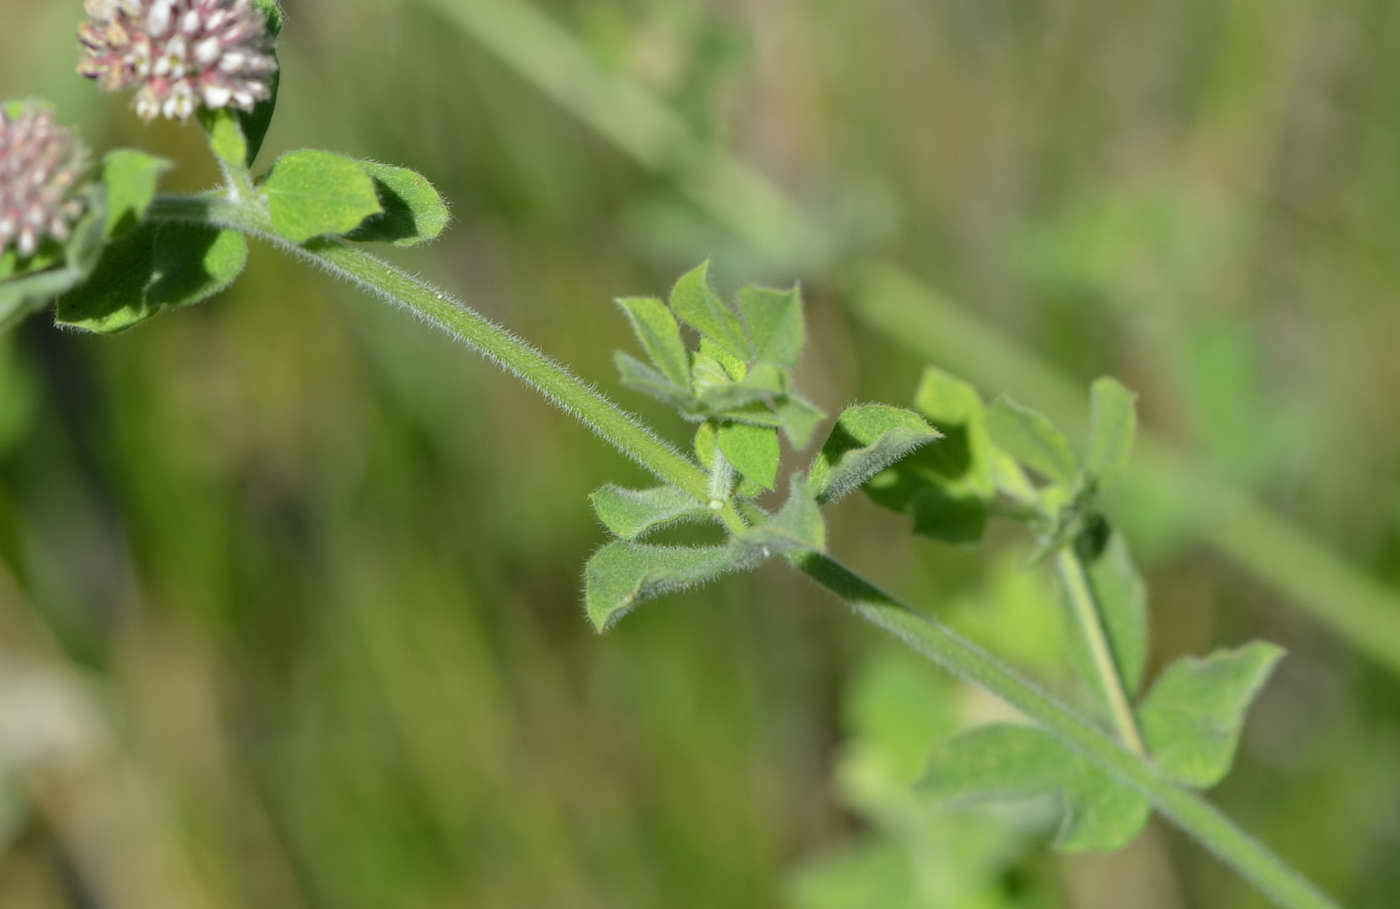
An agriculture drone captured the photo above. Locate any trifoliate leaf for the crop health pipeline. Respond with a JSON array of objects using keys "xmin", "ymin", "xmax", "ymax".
[
  {"xmin": 738, "ymin": 282, "xmax": 803, "ymax": 367},
  {"xmin": 809, "ymin": 404, "xmax": 941, "ymax": 505},
  {"xmin": 987, "ymin": 395, "xmax": 1078, "ymax": 486},
  {"xmin": 617, "ymin": 296, "xmax": 690, "ymax": 389},
  {"xmin": 100, "ymin": 150, "xmax": 170, "ymax": 239},
  {"xmin": 670, "ymin": 261, "xmax": 749, "ymax": 360},
  {"xmin": 590, "ymin": 484, "xmax": 712, "ymax": 541},
  {"xmin": 262, "ymin": 149, "xmax": 382, "ymax": 244},
  {"xmin": 584, "ymin": 540, "xmax": 761, "ymax": 631},
  {"xmin": 56, "ymin": 223, "xmax": 248, "ymax": 333},
  {"xmin": 718, "ymin": 421, "xmax": 781, "ymax": 492},
  {"xmin": 1138, "ymin": 643, "xmax": 1284, "ymax": 788},
  {"xmin": 1087, "ymin": 377, "xmax": 1138, "ymax": 477},
  {"xmin": 347, "ymin": 161, "xmax": 451, "ymax": 247},
  {"xmin": 921, "ymin": 723, "xmax": 1150, "ymax": 852}
]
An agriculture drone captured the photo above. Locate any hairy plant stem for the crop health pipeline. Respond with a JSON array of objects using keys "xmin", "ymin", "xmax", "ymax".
[
  {"xmin": 423, "ymin": 0, "xmax": 1400, "ymax": 678},
  {"xmin": 1054, "ymin": 545, "xmax": 1147, "ymax": 755},
  {"xmin": 147, "ymin": 192, "xmax": 1336, "ymax": 909}
]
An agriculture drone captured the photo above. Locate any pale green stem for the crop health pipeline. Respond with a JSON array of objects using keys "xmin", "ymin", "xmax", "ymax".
[
  {"xmin": 146, "ymin": 193, "xmax": 1337, "ymax": 909},
  {"xmin": 426, "ymin": 0, "xmax": 1400, "ymax": 678},
  {"xmin": 1054, "ymin": 545, "xmax": 1147, "ymax": 755}
]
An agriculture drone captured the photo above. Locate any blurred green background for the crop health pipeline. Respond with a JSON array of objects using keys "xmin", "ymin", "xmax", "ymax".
[{"xmin": 3, "ymin": 1, "xmax": 1400, "ymax": 906}]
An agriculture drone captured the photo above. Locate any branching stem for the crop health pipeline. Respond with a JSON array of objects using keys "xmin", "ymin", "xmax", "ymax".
[
  {"xmin": 1054, "ymin": 545, "xmax": 1147, "ymax": 755},
  {"xmin": 146, "ymin": 192, "xmax": 1337, "ymax": 909}
]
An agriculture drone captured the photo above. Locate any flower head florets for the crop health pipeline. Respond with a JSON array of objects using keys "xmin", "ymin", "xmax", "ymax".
[
  {"xmin": 0, "ymin": 107, "xmax": 89, "ymax": 260},
  {"xmin": 77, "ymin": 0, "xmax": 277, "ymax": 122}
]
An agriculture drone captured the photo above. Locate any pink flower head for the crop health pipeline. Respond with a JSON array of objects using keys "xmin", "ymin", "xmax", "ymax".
[
  {"xmin": 0, "ymin": 107, "xmax": 88, "ymax": 260},
  {"xmin": 77, "ymin": 0, "xmax": 278, "ymax": 122}
]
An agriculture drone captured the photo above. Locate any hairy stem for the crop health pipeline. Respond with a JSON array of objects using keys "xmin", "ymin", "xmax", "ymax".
[
  {"xmin": 1054, "ymin": 545, "xmax": 1147, "ymax": 755},
  {"xmin": 148, "ymin": 193, "xmax": 1336, "ymax": 909},
  {"xmin": 426, "ymin": 0, "xmax": 1400, "ymax": 678}
]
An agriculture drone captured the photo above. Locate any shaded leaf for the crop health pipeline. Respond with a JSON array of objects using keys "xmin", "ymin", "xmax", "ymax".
[
  {"xmin": 921, "ymin": 723, "xmax": 1150, "ymax": 852},
  {"xmin": 262, "ymin": 149, "xmax": 382, "ymax": 244},
  {"xmin": 738, "ymin": 282, "xmax": 803, "ymax": 367},
  {"xmin": 1138, "ymin": 643, "xmax": 1284, "ymax": 788},
  {"xmin": 718, "ymin": 421, "xmax": 781, "ymax": 492},
  {"xmin": 590, "ymin": 484, "xmax": 712, "ymax": 540},
  {"xmin": 670, "ymin": 261, "xmax": 749, "ymax": 360},
  {"xmin": 100, "ymin": 150, "xmax": 170, "ymax": 238},
  {"xmin": 617, "ymin": 296, "xmax": 690, "ymax": 389},
  {"xmin": 774, "ymin": 394, "xmax": 827, "ymax": 448},
  {"xmin": 347, "ymin": 161, "xmax": 451, "ymax": 247},
  {"xmin": 1087, "ymin": 377, "xmax": 1137, "ymax": 476},
  {"xmin": 987, "ymin": 395, "xmax": 1078, "ymax": 485},
  {"xmin": 56, "ymin": 224, "xmax": 248, "ymax": 333},
  {"xmin": 809, "ymin": 404, "xmax": 940, "ymax": 505},
  {"xmin": 584, "ymin": 540, "xmax": 761, "ymax": 631}
]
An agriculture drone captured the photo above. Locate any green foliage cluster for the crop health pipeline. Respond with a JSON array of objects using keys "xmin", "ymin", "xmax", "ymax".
[{"xmin": 588, "ymin": 265, "xmax": 940, "ymax": 630}]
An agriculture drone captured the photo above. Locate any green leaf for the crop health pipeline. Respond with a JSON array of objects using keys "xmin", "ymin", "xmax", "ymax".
[
  {"xmin": 616, "ymin": 297, "xmax": 690, "ymax": 389},
  {"xmin": 1087, "ymin": 377, "xmax": 1138, "ymax": 476},
  {"xmin": 346, "ymin": 161, "xmax": 451, "ymax": 247},
  {"xmin": 718, "ymin": 422, "xmax": 781, "ymax": 492},
  {"xmin": 584, "ymin": 540, "xmax": 760, "ymax": 631},
  {"xmin": 100, "ymin": 150, "xmax": 170, "ymax": 238},
  {"xmin": 694, "ymin": 421, "xmax": 718, "ymax": 470},
  {"xmin": 669, "ymin": 261, "xmax": 749, "ymax": 360},
  {"xmin": 56, "ymin": 224, "xmax": 248, "ymax": 333},
  {"xmin": 738, "ymin": 282, "xmax": 803, "ymax": 367},
  {"xmin": 590, "ymin": 485, "xmax": 712, "ymax": 540},
  {"xmin": 615, "ymin": 351, "xmax": 691, "ymax": 407},
  {"xmin": 199, "ymin": 108, "xmax": 249, "ymax": 171},
  {"xmin": 1073, "ymin": 516, "xmax": 1148, "ymax": 698},
  {"xmin": 1138, "ymin": 643, "xmax": 1284, "ymax": 788},
  {"xmin": 262, "ymin": 149, "xmax": 383, "ymax": 244},
  {"xmin": 921, "ymin": 724, "xmax": 1151, "ymax": 852},
  {"xmin": 774, "ymin": 394, "xmax": 827, "ymax": 448},
  {"xmin": 744, "ymin": 473, "xmax": 826, "ymax": 553},
  {"xmin": 987, "ymin": 395, "xmax": 1079, "ymax": 486},
  {"xmin": 809, "ymin": 404, "xmax": 941, "ymax": 505}
]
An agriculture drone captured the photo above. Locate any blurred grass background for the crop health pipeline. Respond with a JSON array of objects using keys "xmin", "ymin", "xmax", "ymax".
[{"xmin": 3, "ymin": 0, "xmax": 1400, "ymax": 906}]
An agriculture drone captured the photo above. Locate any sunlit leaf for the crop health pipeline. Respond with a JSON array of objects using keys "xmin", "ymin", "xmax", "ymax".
[
  {"xmin": 809, "ymin": 404, "xmax": 940, "ymax": 505},
  {"xmin": 584, "ymin": 540, "xmax": 760, "ymax": 631},
  {"xmin": 718, "ymin": 421, "xmax": 781, "ymax": 492},
  {"xmin": 921, "ymin": 723, "xmax": 1150, "ymax": 852},
  {"xmin": 616, "ymin": 296, "xmax": 690, "ymax": 389},
  {"xmin": 1138, "ymin": 643, "xmax": 1284, "ymax": 788},
  {"xmin": 1087, "ymin": 377, "xmax": 1137, "ymax": 476},
  {"xmin": 99, "ymin": 149, "xmax": 170, "ymax": 238},
  {"xmin": 738, "ymin": 282, "xmax": 803, "ymax": 367},
  {"xmin": 262, "ymin": 149, "xmax": 382, "ymax": 244},
  {"xmin": 670, "ymin": 261, "xmax": 749, "ymax": 360},
  {"xmin": 590, "ymin": 484, "xmax": 712, "ymax": 540},
  {"xmin": 987, "ymin": 395, "xmax": 1078, "ymax": 486}
]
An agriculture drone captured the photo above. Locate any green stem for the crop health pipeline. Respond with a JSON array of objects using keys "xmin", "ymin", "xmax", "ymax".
[
  {"xmin": 1054, "ymin": 545, "xmax": 1147, "ymax": 755},
  {"xmin": 426, "ymin": 0, "xmax": 1400, "ymax": 678},
  {"xmin": 148, "ymin": 194, "xmax": 1336, "ymax": 909}
]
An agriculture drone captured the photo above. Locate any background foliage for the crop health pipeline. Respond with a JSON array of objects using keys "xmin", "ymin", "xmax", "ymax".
[{"xmin": 3, "ymin": 1, "xmax": 1400, "ymax": 906}]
